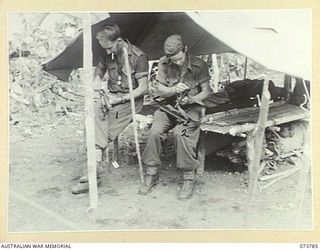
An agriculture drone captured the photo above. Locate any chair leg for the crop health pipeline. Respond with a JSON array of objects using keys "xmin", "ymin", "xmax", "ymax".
[{"xmin": 196, "ymin": 133, "xmax": 206, "ymax": 175}]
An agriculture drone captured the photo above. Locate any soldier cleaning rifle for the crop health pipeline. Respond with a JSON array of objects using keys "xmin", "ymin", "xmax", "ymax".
[{"xmin": 140, "ymin": 34, "xmax": 210, "ymax": 200}]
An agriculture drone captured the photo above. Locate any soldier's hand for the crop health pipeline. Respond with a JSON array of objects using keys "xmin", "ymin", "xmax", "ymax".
[
  {"xmin": 148, "ymin": 84, "xmax": 158, "ymax": 96},
  {"xmin": 179, "ymin": 95, "xmax": 195, "ymax": 106},
  {"xmin": 174, "ymin": 82, "xmax": 189, "ymax": 93},
  {"xmin": 105, "ymin": 93, "xmax": 120, "ymax": 105}
]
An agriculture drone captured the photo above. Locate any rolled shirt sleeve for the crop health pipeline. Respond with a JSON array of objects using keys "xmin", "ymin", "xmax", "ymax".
[
  {"xmin": 134, "ymin": 54, "xmax": 149, "ymax": 80},
  {"xmin": 96, "ymin": 56, "xmax": 107, "ymax": 79},
  {"xmin": 155, "ymin": 58, "xmax": 168, "ymax": 85},
  {"xmin": 197, "ymin": 60, "xmax": 211, "ymax": 84}
]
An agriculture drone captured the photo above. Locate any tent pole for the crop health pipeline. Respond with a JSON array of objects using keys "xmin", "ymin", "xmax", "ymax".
[
  {"xmin": 244, "ymin": 57, "xmax": 248, "ymax": 79},
  {"xmin": 123, "ymin": 47, "xmax": 145, "ymax": 184},
  {"xmin": 244, "ymin": 75, "xmax": 270, "ymax": 228},
  {"xmin": 83, "ymin": 13, "xmax": 98, "ymax": 210},
  {"xmin": 284, "ymin": 75, "xmax": 292, "ymax": 102},
  {"xmin": 225, "ymin": 54, "xmax": 231, "ymax": 83},
  {"xmin": 211, "ymin": 54, "xmax": 219, "ymax": 93}
]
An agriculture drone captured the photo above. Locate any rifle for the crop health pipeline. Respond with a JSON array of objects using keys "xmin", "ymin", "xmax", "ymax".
[
  {"xmin": 96, "ymin": 89, "xmax": 112, "ymax": 119},
  {"xmin": 153, "ymin": 96, "xmax": 190, "ymax": 125},
  {"xmin": 175, "ymin": 89, "xmax": 190, "ymax": 108}
]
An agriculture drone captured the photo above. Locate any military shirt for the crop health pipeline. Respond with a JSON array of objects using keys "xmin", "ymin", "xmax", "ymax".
[
  {"xmin": 156, "ymin": 53, "xmax": 210, "ymax": 97},
  {"xmin": 97, "ymin": 39, "xmax": 149, "ymax": 93}
]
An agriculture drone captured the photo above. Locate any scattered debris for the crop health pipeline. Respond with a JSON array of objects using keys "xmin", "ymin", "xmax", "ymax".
[{"xmin": 215, "ymin": 120, "xmax": 307, "ymax": 186}]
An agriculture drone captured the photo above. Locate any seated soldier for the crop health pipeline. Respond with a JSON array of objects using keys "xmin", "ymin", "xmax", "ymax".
[
  {"xmin": 72, "ymin": 23, "xmax": 149, "ymax": 194},
  {"xmin": 139, "ymin": 34, "xmax": 210, "ymax": 200}
]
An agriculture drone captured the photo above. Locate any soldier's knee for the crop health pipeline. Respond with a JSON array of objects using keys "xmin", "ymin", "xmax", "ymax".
[
  {"xmin": 94, "ymin": 103, "xmax": 107, "ymax": 121},
  {"xmin": 151, "ymin": 120, "xmax": 171, "ymax": 137},
  {"xmin": 149, "ymin": 127, "xmax": 163, "ymax": 138},
  {"xmin": 173, "ymin": 125, "xmax": 183, "ymax": 139}
]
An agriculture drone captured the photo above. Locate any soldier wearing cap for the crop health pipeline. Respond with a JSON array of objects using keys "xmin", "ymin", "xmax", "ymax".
[
  {"xmin": 72, "ymin": 23, "xmax": 149, "ymax": 194},
  {"xmin": 140, "ymin": 34, "xmax": 210, "ymax": 200}
]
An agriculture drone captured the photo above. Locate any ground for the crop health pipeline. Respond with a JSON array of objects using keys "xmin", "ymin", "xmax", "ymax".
[{"xmin": 8, "ymin": 107, "xmax": 313, "ymax": 232}]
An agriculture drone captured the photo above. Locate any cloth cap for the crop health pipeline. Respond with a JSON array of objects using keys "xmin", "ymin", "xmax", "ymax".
[{"xmin": 164, "ymin": 34, "xmax": 184, "ymax": 56}]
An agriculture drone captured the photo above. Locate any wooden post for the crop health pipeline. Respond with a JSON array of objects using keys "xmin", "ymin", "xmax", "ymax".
[
  {"xmin": 196, "ymin": 132, "xmax": 206, "ymax": 175},
  {"xmin": 244, "ymin": 57, "xmax": 248, "ymax": 79},
  {"xmin": 225, "ymin": 54, "xmax": 231, "ymax": 83},
  {"xmin": 211, "ymin": 54, "xmax": 219, "ymax": 93},
  {"xmin": 243, "ymin": 131, "xmax": 255, "ymax": 227},
  {"xmin": 243, "ymin": 76, "xmax": 271, "ymax": 228},
  {"xmin": 284, "ymin": 75, "xmax": 292, "ymax": 102},
  {"xmin": 122, "ymin": 47, "xmax": 145, "ymax": 184},
  {"xmin": 83, "ymin": 13, "xmax": 98, "ymax": 209},
  {"xmin": 250, "ymin": 77, "xmax": 270, "ymax": 192}
]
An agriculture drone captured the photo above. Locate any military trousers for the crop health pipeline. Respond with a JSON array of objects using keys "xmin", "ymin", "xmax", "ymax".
[
  {"xmin": 142, "ymin": 104, "xmax": 204, "ymax": 171},
  {"xmin": 94, "ymin": 98, "xmax": 143, "ymax": 149}
]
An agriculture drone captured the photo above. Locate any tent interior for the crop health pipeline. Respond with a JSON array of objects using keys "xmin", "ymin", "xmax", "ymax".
[
  {"xmin": 42, "ymin": 11, "xmax": 311, "ymax": 167},
  {"xmin": 42, "ymin": 11, "xmax": 311, "ymax": 111}
]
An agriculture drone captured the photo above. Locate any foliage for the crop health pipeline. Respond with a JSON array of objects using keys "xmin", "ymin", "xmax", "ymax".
[{"xmin": 9, "ymin": 13, "xmax": 84, "ymax": 123}]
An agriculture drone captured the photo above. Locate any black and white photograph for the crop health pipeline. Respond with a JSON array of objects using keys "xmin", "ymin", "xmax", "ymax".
[{"xmin": 7, "ymin": 10, "xmax": 312, "ymax": 232}]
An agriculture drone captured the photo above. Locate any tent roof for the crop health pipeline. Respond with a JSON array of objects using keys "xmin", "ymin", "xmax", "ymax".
[
  {"xmin": 42, "ymin": 10, "xmax": 311, "ymax": 81},
  {"xmin": 187, "ymin": 10, "xmax": 311, "ymax": 80}
]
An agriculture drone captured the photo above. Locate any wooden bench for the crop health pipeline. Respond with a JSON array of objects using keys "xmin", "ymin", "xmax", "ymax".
[
  {"xmin": 196, "ymin": 102, "xmax": 309, "ymax": 174},
  {"xmin": 109, "ymin": 102, "xmax": 309, "ymax": 175}
]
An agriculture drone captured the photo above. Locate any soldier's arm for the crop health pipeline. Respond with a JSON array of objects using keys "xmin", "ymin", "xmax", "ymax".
[
  {"xmin": 109, "ymin": 54, "xmax": 149, "ymax": 105},
  {"xmin": 184, "ymin": 60, "xmax": 211, "ymax": 105},
  {"xmin": 187, "ymin": 80, "xmax": 210, "ymax": 104},
  {"xmin": 154, "ymin": 83, "xmax": 176, "ymax": 98},
  {"xmin": 92, "ymin": 58, "xmax": 107, "ymax": 91},
  {"xmin": 151, "ymin": 60, "xmax": 177, "ymax": 98},
  {"xmin": 94, "ymin": 56, "xmax": 107, "ymax": 80}
]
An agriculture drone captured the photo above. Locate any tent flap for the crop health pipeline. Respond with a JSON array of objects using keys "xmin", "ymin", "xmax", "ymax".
[
  {"xmin": 42, "ymin": 11, "xmax": 311, "ymax": 81},
  {"xmin": 187, "ymin": 10, "xmax": 311, "ymax": 80}
]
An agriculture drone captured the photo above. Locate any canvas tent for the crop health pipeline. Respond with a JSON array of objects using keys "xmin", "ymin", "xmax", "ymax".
[
  {"xmin": 42, "ymin": 10, "xmax": 311, "ymax": 82},
  {"xmin": 188, "ymin": 10, "xmax": 311, "ymax": 80},
  {"xmin": 41, "ymin": 11, "xmax": 311, "ymax": 219},
  {"xmin": 42, "ymin": 12, "xmax": 234, "ymax": 81}
]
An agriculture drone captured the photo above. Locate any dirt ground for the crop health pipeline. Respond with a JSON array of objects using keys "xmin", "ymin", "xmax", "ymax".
[{"xmin": 8, "ymin": 108, "xmax": 313, "ymax": 232}]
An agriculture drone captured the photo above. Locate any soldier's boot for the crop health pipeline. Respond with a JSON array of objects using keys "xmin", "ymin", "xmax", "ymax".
[
  {"xmin": 71, "ymin": 161, "xmax": 103, "ymax": 195},
  {"xmin": 78, "ymin": 162, "xmax": 105, "ymax": 183},
  {"xmin": 138, "ymin": 166, "xmax": 159, "ymax": 195},
  {"xmin": 178, "ymin": 170, "xmax": 196, "ymax": 200}
]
